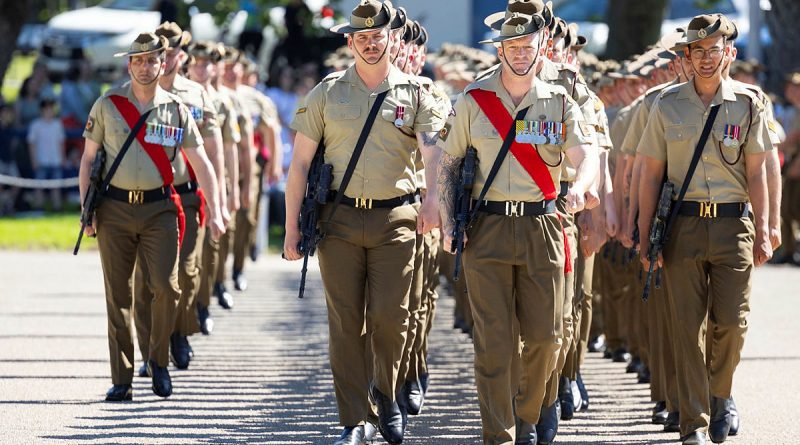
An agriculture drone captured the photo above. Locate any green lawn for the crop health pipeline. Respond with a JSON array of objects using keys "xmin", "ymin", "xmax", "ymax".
[
  {"xmin": 0, "ymin": 212, "xmax": 94, "ymax": 251},
  {"xmin": 0, "ymin": 211, "xmax": 284, "ymax": 253}
]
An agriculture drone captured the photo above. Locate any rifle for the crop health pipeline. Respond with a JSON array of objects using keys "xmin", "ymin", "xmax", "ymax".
[
  {"xmin": 451, "ymin": 147, "xmax": 478, "ymax": 281},
  {"xmin": 291, "ymin": 142, "xmax": 333, "ymax": 299},
  {"xmin": 642, "ymin": 181, "xmax": 674, "ymax": 301},
  {"xmin": 74, "ymin": 150, "xmax": 106, "ymax": 255}
]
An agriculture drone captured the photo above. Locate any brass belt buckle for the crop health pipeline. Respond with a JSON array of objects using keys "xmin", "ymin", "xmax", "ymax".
[
  {"xmin": 505, "ymin": 201, "xmax": 524, "ymax": 217},
  {"xmin": 355, "ymin": 197, "xmax": 373, "ymax": 209},
  {"xmin": 699, "ymin": 201, "xmax": 717, "ymax": 218},
  {"xmin": 128, "ymin": 190, "xmax": 144, "ymax": 205}
]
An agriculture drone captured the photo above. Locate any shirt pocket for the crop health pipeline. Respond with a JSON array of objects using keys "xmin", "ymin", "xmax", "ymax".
[
  {"xmin": 326, "ymin": 105, "xmax": 361, "ymax": 121},
  {"xmin": 472, "ymin": 122, "xmax": 499, "ymax": 140},
  {"xmin": 664, "ymin": 125, "xmax": 697, "ymax": 154}
]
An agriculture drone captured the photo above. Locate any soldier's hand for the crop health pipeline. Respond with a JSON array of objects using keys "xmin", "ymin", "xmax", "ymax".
[
  {"xmin": 208, "ymin": 216, "xmax": 225, "ymax": 242},
  {"xmin": 566, "ymin": 188, "xmax": 586, "ymax": 214},
  {"xmin": 442, "ymin": 230, "xmax": 466, "ymax": 255},
  {"xmin": 417, "ymin": 200, "xmax": 441, "ymax": 234},
  {"xmin": 228, "ymin": 192, "xmax": 240, "ymax": 214},
  {"xmin": 584, "ymin": 187, "xmax": 600, "ymax": 210},
  {"xmin": 769, "ymin": 226, "xmax": 782, "ymax": 250},
  {"xmin": 754, "ymin": 232, "xmax": 773, "ymax": 267},
  {"xmin": 83, "ymin": 221, "xmax": 96, "ymax": 238},
  {"xmin": 283, "ymin": 229, "xmax": 303, "ymax": 261},
  {"xmin": 221, "ymin": 205, "xmax": 232, "ymax": 227}
]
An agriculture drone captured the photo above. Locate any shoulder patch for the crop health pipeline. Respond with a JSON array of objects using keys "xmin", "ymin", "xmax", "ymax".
[
  {"xmin": 85, "ymin": 116, "xmax": 94, "ymax": 132},
  {"xmin": 295, "ymin": 107, "xmax": 307, "ymax": 115},
  {"xmin": 439, "ymin": 122, "xmax": 452, "ymax": 142}
]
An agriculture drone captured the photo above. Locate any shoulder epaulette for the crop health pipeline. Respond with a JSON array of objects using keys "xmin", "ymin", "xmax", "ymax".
[{"xmin": 322, "ymin": 70, "xmax": 345, "ymax": 82}]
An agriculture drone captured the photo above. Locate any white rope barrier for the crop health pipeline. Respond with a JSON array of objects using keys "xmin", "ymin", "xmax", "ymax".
[{"xmin": 0, "ymin": 174, "xmax": 80, "ymax": 189}]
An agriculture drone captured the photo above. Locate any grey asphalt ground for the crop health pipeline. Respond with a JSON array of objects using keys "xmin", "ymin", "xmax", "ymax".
[{"xmin": 0, "ymin": 250, "xmax": 798, "ymax": 444}]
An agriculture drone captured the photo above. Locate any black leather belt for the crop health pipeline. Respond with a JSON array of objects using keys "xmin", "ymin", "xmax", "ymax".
[
  {"xmin": 559, "ymin": 181, "xmax": 570, "ymax": 198},
  {"xmin": 474, "ymin": 199, "xmax": 557, "ymax": 217},
  {"xmin": 328, "ymin": 191, "xmax": 418, "ymax": 209},
  {"xmin": 677, "ymin": 201, "xmax": 750, "ymax": 218},
  {"xmin": 104, "ymin": 185, "xmax": 172, "ymax": 205},
  {"xmin": 174, "ymin": 181, "xmax": 199, "ymax": 194}
]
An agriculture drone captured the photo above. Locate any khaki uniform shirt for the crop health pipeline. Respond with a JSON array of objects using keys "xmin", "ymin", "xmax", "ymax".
[
  {"xmin": 539, "ymin": 59, "xmax": 597, "ymax": 182},
  {"xmin": 292, "ymin": 65, "xmax": 445, "ymax": 199},
  {"xmin": 439, "ymin": 69, "xmax": 591, "ymax": 202},
  {"xmin": 592, "ymin": 91, "xmax": 613, "ymax": 150},
  {"xmin": 238, "ymin": 85, "xmax": 278, "ymax": 131},
  {"xmin": 415, "ymin": 76, "xmax": 453, "ymax": 190},
  {"xmin": 734, "ymin": 80, "xmax": 782, "ymax": 145},
  {"xmin": 210, "ymin": 85, "xmax": 241, "ymax": 145},
  {"xmin": 83, "ymin": 83, "xmax": 202, "ymax": 191},
  {"xmin": 624, "ymin": 80, "xmax": 679, "ymax": 155},
  {"xmin": 638, "ymin": 78, "xmax": 772, "ymax": 203},
  {"xmin": 610, "ymin": 103, "xmax": 635, "ymax": 155},
  {"xmin": 165, "ymin": 75, "xmax": 219, "ymax": 184}
]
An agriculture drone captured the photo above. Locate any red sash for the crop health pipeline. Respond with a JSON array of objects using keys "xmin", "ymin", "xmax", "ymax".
[
  {"xmin": 468, "ymin": 89, "xmax": 558, "ymax": 200},
  {"xmin": 179, "ymin": 150, "xmax": 207, "ymax": 227},
  {"xmin": 109, "ymin": 95, "xmax": 186, "ymax": 245}
]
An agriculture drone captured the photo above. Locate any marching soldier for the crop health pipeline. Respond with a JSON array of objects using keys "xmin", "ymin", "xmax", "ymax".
[
  {"xmin": 79, "ymin": 32, "xmax": 223, "ymax": 401},
  {"xmin": 437, "ymin": 7, "xmax": 597, "ymax": 445},
  {"xmin": 133, "ymin": 22, "xmax": 225, "ymax": 374},
  {"xmin": 638, "ymin": 14, "xmax": 772, "ymax": 445},
  {"xmin": 186, "ymin": 41, "xmax": 243, "ymax": 336},
  {"xmin": 283, "ymin": 1, "xmax": 445, "ymax": 444}
]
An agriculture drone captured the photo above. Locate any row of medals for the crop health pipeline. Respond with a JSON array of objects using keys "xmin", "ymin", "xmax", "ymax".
[
  {"xmin": 144, "ymin": 123, "xmax": 183, "ymax": 147},
  {"xmin": 515, "ymin": 120, "xmax": 564, "ymax": 145},
  {"xmin": 722, "ymin": 124, "xmax": 741, "ymax": 148}
]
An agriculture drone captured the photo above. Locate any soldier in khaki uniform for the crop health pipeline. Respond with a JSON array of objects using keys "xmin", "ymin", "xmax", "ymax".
[
  {"xmin": 133, "ymin": 22, "xmax": 224, "ymax": 374},
  {"xmin": 186, "ymin": 41, "xmax": 243, "ymax": 336},
  {"xmin": 216, "ymin": 47, "xmax": 257, "ymax": 309},
  {"xmin": 232, "ymin": 77, "xmax": 282, "ymax": 291},
  {"xmin": 619, "ymin": 30, "xmax": 690, "ymax": 432},
  {"xmin": 437, "ymin": 9, "xmax": 596, "ymax": 444},
  {"xmin": 79, "ymin": 32, "xmax": 223, "ymax": 401},
  {"xmin": 637, "ymin": 14, "xmax": 772, "ymax": 445},
  {"xmin": 283, "ymin": 1, "xmax": 445, "ymax": 444}
]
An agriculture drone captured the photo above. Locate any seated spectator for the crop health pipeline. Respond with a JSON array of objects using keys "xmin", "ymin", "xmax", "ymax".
[
  {"xmin": 0, "ymin": 104, "xmax": 21, "ymax": 215},
  {"xmin": 27, "ymin": 99, "xmax": 65, "ymax": 212}
]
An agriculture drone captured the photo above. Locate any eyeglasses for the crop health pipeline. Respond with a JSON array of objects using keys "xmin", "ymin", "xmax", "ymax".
[{"xmin": 690, "ymin": 47, "xmax": 724, "ymax": 60}]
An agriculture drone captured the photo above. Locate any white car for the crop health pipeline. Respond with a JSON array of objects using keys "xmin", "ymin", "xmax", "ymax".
[
  {"xmin": 553, "ymin": 0, "xmax": 752, "ymax": 56},
  {"xmin": 41, "ymin": 0, "xmax": 163, "ymax": 79}
]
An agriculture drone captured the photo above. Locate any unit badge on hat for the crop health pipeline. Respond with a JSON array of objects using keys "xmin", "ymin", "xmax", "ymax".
[
  {"xmin": 698, "ymin": 28, "xmax": 707, "ymax": 38},
  {"xmin": 365, "ymin": 17, "xmax": 375, "ymax": 27},
  {"xmin": 516, "ymin": 24, "xmax": 525, "ymax": 34}
]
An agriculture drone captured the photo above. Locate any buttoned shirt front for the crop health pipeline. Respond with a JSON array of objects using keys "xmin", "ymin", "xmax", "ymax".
[
  {"xmin": 84, "ymin": 83, "xmax": 202, "ymax": 191},
  {"xmin": 292, "ymin": 64, "xmax": 445, "ymax": 199},
  {"xmin": 638, "ymin": 78, "xmax": 772, "ymax": 203},
  {"xmin": 440, "ymin": 69, "xmax": 590, "ymax": 202}
]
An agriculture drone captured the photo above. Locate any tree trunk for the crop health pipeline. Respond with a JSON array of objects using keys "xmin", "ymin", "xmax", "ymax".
[
  {"xmin": 604, "ymin": 0, "xmax": 669, "ymax": 61},
  {"xmin": 764, "ymin": 0, "xmax": 800, "ymax": 94},
  {"xmin": 0, "ymin": 1, "xmax": 33, "ymax": 93}
]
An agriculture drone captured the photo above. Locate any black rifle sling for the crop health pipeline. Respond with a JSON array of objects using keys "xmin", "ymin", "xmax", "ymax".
[
  {"xmin": 664, "ymin": 104, "xmax": 720, "ymax": 237},
  {"xmin": 466, "ymin": 106, "xmax": 530, "ymax": 227},
  {"xmin": 99, "ymin": 109, "xmax": 153, "ymax": 192},
  {"xmin": 325, "ymin": 90, "xmax": 389, "ymax": 225}
]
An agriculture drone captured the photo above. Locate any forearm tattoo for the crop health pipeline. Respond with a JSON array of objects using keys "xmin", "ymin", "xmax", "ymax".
[
  {"xmin": 437, "ymin": 152, "xmax": 462, "ymax": 231},
  {"xmin": 420, "ymin": 131, "xmax": 440, "ymax": 146}
]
